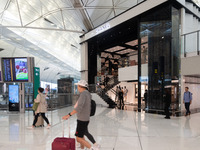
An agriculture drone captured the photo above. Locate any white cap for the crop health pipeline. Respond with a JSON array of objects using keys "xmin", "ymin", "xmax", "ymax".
[{"xmin": 75, "ymin": 80, "xmax": 88, "ymax": 88}]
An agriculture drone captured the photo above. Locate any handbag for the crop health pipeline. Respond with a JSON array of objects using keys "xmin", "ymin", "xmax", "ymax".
[{"xmin": 32, "ymin": 102, "xmax": 39, "ymax": 111}]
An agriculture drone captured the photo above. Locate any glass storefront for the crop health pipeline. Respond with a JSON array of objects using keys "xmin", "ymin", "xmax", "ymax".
[
  {"xmin": 139, "ymin": 5, "xmax": 181, "ymax": 112},
  {"xmin": 87, "ymin": 3, "xmax": 181, "ymax": 113},
  {"xmin": 140, "ymin": 5, "xmax": 172, "ymax": 111}
]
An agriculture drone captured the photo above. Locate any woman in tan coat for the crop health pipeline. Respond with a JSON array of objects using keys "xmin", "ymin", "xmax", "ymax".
[{"xmin": 31, "ymin": 87, "xmax": 50, "ymax": 129}]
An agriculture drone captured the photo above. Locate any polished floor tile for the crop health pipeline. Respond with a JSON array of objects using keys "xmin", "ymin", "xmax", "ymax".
[{"xmin": 0, "ymin": 106, "xmax": 200, "ymax": 150}]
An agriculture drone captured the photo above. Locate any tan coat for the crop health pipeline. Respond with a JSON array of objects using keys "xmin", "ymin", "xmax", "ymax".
[{"xmin": 34, "ymin": 93, "xmax": 47, "ymax": 114}]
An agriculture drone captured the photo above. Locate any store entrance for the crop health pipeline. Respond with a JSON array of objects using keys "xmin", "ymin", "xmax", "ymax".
[{"xmin": 122, "ymin": 81, "xmax": 148, "ymax": 111}]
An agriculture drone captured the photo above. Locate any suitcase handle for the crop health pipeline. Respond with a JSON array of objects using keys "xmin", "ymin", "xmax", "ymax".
[{"xmin": 62, "ymin": 119, "xmax": 70, "ymax": 138}]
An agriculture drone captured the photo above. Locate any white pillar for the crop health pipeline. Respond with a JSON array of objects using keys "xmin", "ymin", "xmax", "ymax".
[
  {"xmin": 180, "ymin": 8, "xmax": 186, "ymax": 112},
  {"xmin": 80, "ymin": 42, "xmax": 88, "ymax": 82},
  {"xmin": 181, "ymin": 8, "xmax": 185, "ymax": 35}
]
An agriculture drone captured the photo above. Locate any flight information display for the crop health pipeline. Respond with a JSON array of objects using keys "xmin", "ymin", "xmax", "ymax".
[
  {"xmin": 2, "ymin": 59, "xmax": 13, "ymax": 82},
  {"xmin": 1, "ymin": 58, "xmax": 29, "ymax": 82}
]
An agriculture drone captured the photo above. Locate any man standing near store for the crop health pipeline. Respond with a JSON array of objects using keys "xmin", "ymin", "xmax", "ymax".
[
  {"xmin": 62, "ymin": 80, "xmax": 99, "ymax": 150},
  {"xmin": 183, "ymin": 87, "xmax": 192, "ymax": 116}
]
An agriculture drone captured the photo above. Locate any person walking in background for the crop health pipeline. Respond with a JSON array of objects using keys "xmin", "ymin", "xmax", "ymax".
[
  {"xmin": 123, "ymin": 86, "xmax": 128, "ymax": 102},
  {"xmin": 164, "ymin": 88, "xmax": 171, "ymax": 119},
  {"xmin": 115, "ymin": 86, "xmax": 119, "ymax": 103},
  {"xmin": 183, "ymin": 87, "xmax": 192, "ymax": 116},
  {"xmin": 118, "ymin": 86, "xmax": 124, "ymax": 109},
  {"xmin": 29, "ymin": 87, "xmax": 51, "ymax": 129},
  {"xmin": 62, "ymin": 80, "xmax": 100, "ymax": 150},
  {"xmin": 103, "ymin": 76, "xmax": 106, "ymax": 87},
  {"xmin": 143, "ymin": 90, "xmax": 148, "ymax": 110},
  {"xmin": 45, "ymin": 85, "xmax": 50, "ymax": 98}
]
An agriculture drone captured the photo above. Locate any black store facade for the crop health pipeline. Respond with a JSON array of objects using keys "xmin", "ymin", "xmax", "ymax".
[{"xmin": 81, "ymin": 1, "xmax": 182, "ymax": 113}]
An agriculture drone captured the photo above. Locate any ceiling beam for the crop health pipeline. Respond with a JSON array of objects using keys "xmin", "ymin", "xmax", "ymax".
[
  {"xmin": 70, "ymin": 0, "xmax": 94, "ymax": 31},
  {"xmin": 3, "ymin": 26, "xmax": 84, "ymax": 34}
]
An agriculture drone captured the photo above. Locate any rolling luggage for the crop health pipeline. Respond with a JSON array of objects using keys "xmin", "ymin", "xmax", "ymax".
[
  {"xmin": 35, "ymin": 114, "xmax": 44, "ymax": 127},
  {"xmin": 52, "ymin": 120, "xmax": 75, "ymax": 150}
]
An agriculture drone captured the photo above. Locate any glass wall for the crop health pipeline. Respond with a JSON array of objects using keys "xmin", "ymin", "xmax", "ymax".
[
  {"xmin": 24, "ymin": 83, "xmax": 33, "ymax": 108},
  {"xmin": 0, "ymin": 82, "xmax": 21, "ymax": 110},
  {"xmin": 171, "ymin": 7, "xmax": 181, "ymax": 113},
  {"xmin": 140, "ymin": 5, "xmax": 173, "ymax": 111}
]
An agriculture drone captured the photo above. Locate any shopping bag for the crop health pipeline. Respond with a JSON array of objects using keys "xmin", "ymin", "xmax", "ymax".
[{"xmin": 32, "ymin": 102, "xmax": 39, "ymax": 111}]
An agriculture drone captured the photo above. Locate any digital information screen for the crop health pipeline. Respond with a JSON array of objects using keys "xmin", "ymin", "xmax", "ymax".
[
  {"xmin": 2, "ymin": 59, "xmax": 13, "ymax": 82},
  {"xmin": 15, "ymin": 58, "xmax": 28, "ymax": 81},
  {"xmin": 2, "ymin": 58, "xmax": 29, "ymax": 82},
  {"xmin": 9, "ymin": 85, "xmax": 19, "ymax": 103}
]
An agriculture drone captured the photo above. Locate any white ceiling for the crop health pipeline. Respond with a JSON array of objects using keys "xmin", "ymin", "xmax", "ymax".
[
  {"xmin": 193, "ymin": 0, "xmax": 200, "ymax": 6},
  {"xmin": 0, "ymin": 0, "xmax": 144, "ymax": 83}
]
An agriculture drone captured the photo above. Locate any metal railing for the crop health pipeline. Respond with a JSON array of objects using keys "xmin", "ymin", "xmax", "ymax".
[{"xmin": 182, "ymin": 30, "xmax": 200, "ymax": 57}]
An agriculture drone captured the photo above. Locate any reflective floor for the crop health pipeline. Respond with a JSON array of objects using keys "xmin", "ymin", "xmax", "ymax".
[{"xmin": 0, "ymin": 106, "xmax": 200, "ymax": 150}]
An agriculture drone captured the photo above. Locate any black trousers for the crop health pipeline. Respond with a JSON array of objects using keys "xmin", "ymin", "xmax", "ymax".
[
  {"xmin": 33, "ymin": 113, "xmax": 49, "ymax": 126},
  {"xmin": 84, "ymin": 129, "xmax": 96, "ymax": 144},
  {"xmin": 185, "ymin": 103, "xmax": 191, "ymax": 115},
  {"xmin": 165, "ymin": 104, "xmax": 170, "ymax": 118},
  {"xmin": 119, "ymin": 97, "xmax": 124, "ymax": 109}
]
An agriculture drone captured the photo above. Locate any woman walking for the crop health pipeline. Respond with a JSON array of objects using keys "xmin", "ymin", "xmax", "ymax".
[{"xmin": 29, "ymin": 87, "xmax": 51, "ymax": 129}]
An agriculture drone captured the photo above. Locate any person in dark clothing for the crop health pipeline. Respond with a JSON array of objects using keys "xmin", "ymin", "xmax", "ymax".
[
  {"xmin": 115, "ymin": 86, "xmax": 119, "ymax": 103},
  {"xmin": 164, "ymin": 88, "xmax": 171, "ymax": 119},
  {"xmin": 105, "ymin": 76, "xmax": 109, "ymax": 87},
  {"xmin": 103, "ymin": 76, "xmax": 106, "ymax": 86},
  {"xmin": 118, "ymin": 86, "xmax": 124, "ymax": 109},
  {"xmin": 144, "ymin": 90, "xmax": 148, "ymax": 109}
]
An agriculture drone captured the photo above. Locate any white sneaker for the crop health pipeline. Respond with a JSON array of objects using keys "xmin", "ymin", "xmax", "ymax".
[
  {"xmin": 46, "ymin": 125, "xmax": 51, "ymax": 129},
  {"xmin": 94, "ymin": 143, "xmax": 101, "ymax": 149},
  {"xmin": 27, "ymin": 126, "xmax": 34, "ymax": 129},
  {"xmin": 76, "ymin": 142, "xmax": 81, "ymax": 148}
]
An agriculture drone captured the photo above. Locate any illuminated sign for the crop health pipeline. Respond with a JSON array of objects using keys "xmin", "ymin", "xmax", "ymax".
[
  {"xmin": 9, "ymin": 85, "xmax": 19, "ymax": 103},
  {"xmin": 96, "ymin": 23, "xmax": 111, "ymax": 35}
]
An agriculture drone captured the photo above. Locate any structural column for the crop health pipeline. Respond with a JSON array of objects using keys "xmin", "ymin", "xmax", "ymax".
[{"xmin": 80, "ymin": 42, "xmax": 88, "ymax": 82}]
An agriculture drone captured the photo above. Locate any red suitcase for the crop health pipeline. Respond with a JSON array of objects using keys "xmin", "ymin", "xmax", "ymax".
[{"xmin": 52, "ymin": 120, "xmax": 76, "ymax": 150}]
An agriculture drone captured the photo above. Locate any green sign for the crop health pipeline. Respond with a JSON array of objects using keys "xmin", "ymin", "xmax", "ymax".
[{"xmin": 33, "ymin": 67, "xmax": 40, "ymax": 99}]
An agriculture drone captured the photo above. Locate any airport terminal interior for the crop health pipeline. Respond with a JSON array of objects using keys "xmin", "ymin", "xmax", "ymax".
[{"xmin": 0, "ymin": 0, "xmax": 200, "ymax": 150}]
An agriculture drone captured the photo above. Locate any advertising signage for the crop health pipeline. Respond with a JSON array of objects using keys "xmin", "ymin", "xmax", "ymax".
[
  {"xmin": 9, "ymin": 85, "xmax": 19, "ymax": 104},
  {"xmin": 15, "ymin": 58, "xmax": 28, "ymax": 81},
  {"xmin": 1, "ymin": 58, "xmax": 29, "ymax": 82},
  {"xmin": 9, "ymin": 84, "xmax": 19, "ymax": 111}
]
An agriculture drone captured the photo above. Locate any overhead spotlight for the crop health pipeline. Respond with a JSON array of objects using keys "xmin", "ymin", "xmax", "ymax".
[
  {"xmin": 44, "ymin": 67, "xmax": 49, "ymax": 71},
  {"xmin": 0, "ymin": 48, "xmax": 4, "ymax": 52},
  {"xmin": 57, "ymin": 72, "xmax": 61, "ymax": 75}
]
